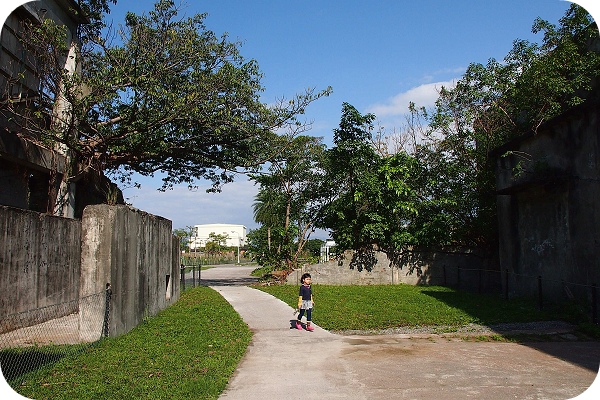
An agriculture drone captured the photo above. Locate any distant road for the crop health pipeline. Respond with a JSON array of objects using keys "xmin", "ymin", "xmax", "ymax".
[{"xmin": 186, "ymin": 264, "xmax": 259, "ymax": 287}]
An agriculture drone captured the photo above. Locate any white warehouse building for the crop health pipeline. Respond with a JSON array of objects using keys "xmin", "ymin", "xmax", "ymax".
[{"xmin": 189, "ymin": 223, "xmax": 247, "ymax": 250}]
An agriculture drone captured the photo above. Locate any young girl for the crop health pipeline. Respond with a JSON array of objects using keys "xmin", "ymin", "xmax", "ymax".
[{"xmin": 296, "ymin": 273, "xmax": 314, "ymax": 331}]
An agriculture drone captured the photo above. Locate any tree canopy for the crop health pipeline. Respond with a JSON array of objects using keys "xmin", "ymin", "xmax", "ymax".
[
  {"xmin": 249, "ymin": 5, "xmax": 599, "ymax": 271},
  {"xmin": 5, "ymin": 0, "xmax": 329, "ymax": 191},
  {"xmin": 416, "ymin": 4, "xmax": 599, "ymax": 251},
  {"xmin": 248, "ymin": 135, "xmax": 326, "ymax": 269},
  {"xmin": 319, "ymin": 103, "xmax": 381, "ymax": 251}
]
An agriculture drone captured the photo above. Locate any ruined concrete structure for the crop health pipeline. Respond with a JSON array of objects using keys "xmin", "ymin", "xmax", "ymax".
[
  {"xmin": 1, "ymin": 1, "xmax": 122, "ymax": 219},
  {"xmin": 1, "ymin": 204, "xmax": 181, "ymax": 341},
  {"xmin": 0, "ymin": 1, "xmax": 87, "ymax": 217},
  {"xmin": 494, "ymin": 93, "xmax": 600, "ymax": 302},
  {"xmin": 289, "ymin": 247, "xmax": 500, "ymax": 295},
  {"xmin": 0, "ymin": 2, "xmax": 179, "ymax": 345}
]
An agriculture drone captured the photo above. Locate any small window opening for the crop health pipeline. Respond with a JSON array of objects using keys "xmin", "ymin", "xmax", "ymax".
[{"xmin": 165, "ymin": 274, "xmax": 171, "ymax": 300}]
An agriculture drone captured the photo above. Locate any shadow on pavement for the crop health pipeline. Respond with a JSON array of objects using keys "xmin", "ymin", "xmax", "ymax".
[
  {"xmin": 197, "ymin": 277, "xmax": 259, "ymax": 286},
  {"xmin": 422, "ymin": 289, "xmax": 600, "ymax": 372},
  {"xmin": 524, "ymin": 342, "xmax": 600, "ymax": 372},
  {"xmin": 181, "ymin": 265, "xmax": 259, "ymax": 288}
]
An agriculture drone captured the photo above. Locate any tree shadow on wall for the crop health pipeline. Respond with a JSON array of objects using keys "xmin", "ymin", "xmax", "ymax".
[
  {"xmin": 346, "ymin": 247, "xmax": 377, "ymax": 272},
  {"xmin": 341, "ymin": 247, "xmax": 429, "ymax": 277},
  {"xmin": 386, "ymin": 249, "xmax": 429, "ymax": 282}
]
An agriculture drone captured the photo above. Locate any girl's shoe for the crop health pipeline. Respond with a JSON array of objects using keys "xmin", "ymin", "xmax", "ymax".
[
  {"xmin": 296, "ymin": 321, "xmax": 303, "ymax": 330},
  {"xmin": 306, "ymin": 324, "xmax": 314, "ymax": 331}
]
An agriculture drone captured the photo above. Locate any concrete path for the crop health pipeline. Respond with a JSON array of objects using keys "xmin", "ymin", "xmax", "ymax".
[{"xmin": 203, "ymin": 266, "xmax": 600, "ymax": 399}]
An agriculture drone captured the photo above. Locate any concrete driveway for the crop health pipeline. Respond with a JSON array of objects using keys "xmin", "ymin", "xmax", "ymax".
[{"xmin": 202, "ymin": 266, "xmax": 600, "ymax": 399}]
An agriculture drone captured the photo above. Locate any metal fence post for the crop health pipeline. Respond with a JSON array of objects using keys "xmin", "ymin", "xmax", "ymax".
[
  {"xmin": 504, "ymin": 269, "xmax": 509, "ymax": 300},
  {"xmin": 103, "ymin": 283, "xmax": 112, "ymax": 337},
  {"xmin": 538, "ymin": 275, "xmax": 543, "ymax": 310},
  {"xmin": 443, "ymin": 265, "xmax": 447, "ymax": 286},
  {"xmin": 181, "ymin": 264, "xmax": 186, "ymax": 291},
  {"xmin": 592, "ymin": 283, "xmax": 598, "ymax": 324}
]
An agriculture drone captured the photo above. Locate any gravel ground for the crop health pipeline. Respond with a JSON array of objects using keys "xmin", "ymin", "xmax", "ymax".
[{"xmin": 332, "ymin": 320, "xmax": 578, "ymax": 336}]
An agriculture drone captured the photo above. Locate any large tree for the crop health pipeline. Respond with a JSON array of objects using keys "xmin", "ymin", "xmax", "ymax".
[
  {"xmin": 318, "ymin": 104, "xmax": 426, "ymax": 265},
  {"xmin": 416, "ymin": 4, "xmax": 600, "ymax": 251},
  {"xmin": 315, "ymin": 6, "xmax": 599, "ymax": 266},
  {"xmin": 319, "ymin": 103, "xmax": 382, "ymax": 252},
  {"xmin": 249, "ymin": 135, "xmax": 327, "ymax": 270},
  {"xmin": 4, "ymin": 0, "xmax": 329, "ymax": 193}
]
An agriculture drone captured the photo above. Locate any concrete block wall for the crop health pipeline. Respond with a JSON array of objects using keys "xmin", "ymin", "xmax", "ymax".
[
  {"xmin": 80, "ymin": 205, "xmax": 180, "ymax": 341},
  {"xmin": 287, "ymin": 248, "xmax": 499, "ymax": 294},
  {"xmin": 0, "ymin": 206, "xmax": 81, "ymax": 333},
  {"xmin": 1, "ymin": 204, "xmax": 180, "ymax": 340},
  {"xmin": 287, "ymin": 252, "xmax": 400, "ymax": 286}
]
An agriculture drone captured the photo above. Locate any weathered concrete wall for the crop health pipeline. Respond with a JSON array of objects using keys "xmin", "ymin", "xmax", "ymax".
[
  {"xmin": 287, "ymin": 248, "xmax": 499, "ymax": 294},
  {"xmin": 287, "ymin": 251, "xmax": 399, "ymax": 286},
  {"xmin": 495, "ymin": 96, "xmax": 600, "ymax": 302},
  {"xmin": 79, "ymin": 205, "xmax": 180, "ymax": 341},
  {"xmin": 0, "ymin": 206, "xmax": 81, "ymax": 333},
  {"xmin": 1, "ymin": 204, "xmax": 180, "ymax": 340}
]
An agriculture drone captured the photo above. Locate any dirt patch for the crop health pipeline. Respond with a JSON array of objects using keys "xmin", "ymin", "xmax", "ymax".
[
  {"xmin": 0, "ymin": 314, "xmax": 82, "ymax": 349},
  {"xmin": 332, "ymin": 334, "xmax": 600, "ymax": 399}
]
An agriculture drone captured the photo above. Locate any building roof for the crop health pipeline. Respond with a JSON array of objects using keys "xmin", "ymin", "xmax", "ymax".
[{"xmin": 194, "ymin": 223, "xmax": 247, "ymax": 228}]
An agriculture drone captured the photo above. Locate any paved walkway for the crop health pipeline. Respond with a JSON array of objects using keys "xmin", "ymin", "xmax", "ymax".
[{"xmin": 204, "ymin": 266, "xmax": 600, "ymax": 399}]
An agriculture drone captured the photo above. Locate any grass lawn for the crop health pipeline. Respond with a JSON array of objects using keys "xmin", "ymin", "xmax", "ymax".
[
  {"xmin": 257, "ymin": 284, "xmax": 590, "ymax": 331},
  {"xmin": 10, "ymin": 287, "xmax": 252, "ymax": 400},
  {"xmin": 7, "ymin": 282, "xmax": 597, "ymax": 399}
]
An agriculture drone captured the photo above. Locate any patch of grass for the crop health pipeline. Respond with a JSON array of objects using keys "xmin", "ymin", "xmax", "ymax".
[
  {"xmin": 1, "ymin": 343, "xmax": 91, "ymax": 383},
  {"xmin": 460, "ymin": 334, "xmax": 512, "ymax": 342},
  {"xmin": 250, "ymin": 265, "xmax": 273, "ymax": 277},
  {"xmin": 257, "ymin": 284, "xmax": 559, "ymax": 331},
  {"xmin": 12, "ymin": 287, "xmax": 252, "ymax": 400},
  {"xmin": 574, "ymin": 323, "xmax": 600, "ymax": 340}
]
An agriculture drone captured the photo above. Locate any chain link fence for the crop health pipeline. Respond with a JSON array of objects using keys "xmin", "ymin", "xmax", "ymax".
[
  {"xmin": 0, "ymin": 288, "xmax": 111, "ymax": 386},
  {"xmin": 443, "ymin": 265, "xmax": 599, "ymax": 323},
  {"xmin": 180, "ymin": 264, "xmax": 202, "ymax": 292}
]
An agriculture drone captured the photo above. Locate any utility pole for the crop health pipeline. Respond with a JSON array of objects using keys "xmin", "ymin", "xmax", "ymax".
[{"xmin": 231, "ymin": 230, "xmax": 240, "ymax": 264}]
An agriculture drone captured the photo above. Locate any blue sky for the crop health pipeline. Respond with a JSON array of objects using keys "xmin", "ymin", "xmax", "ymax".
[
  {"xmin": 1, "ymin": 1, "xmax": 599, "ymax": 238},
  {"xmin": 1, "ymin": 4, "xmax": 600, "ymax": 397}
]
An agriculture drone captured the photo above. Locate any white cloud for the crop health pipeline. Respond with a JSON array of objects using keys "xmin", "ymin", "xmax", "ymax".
[
  {"xmin": 367, "ymin": 80, "xmax": 457, "ymax": 117},
  {"xmin": 421, "ymin": 67, "xmax": 465, "ymax": 84},
  {"xmin": 122, "ymin": 179, "xmax": 334, "ymax": 239},
  {"xmin": 124, "ymin": 178, "xmax": 260, "ymax": 231}
]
